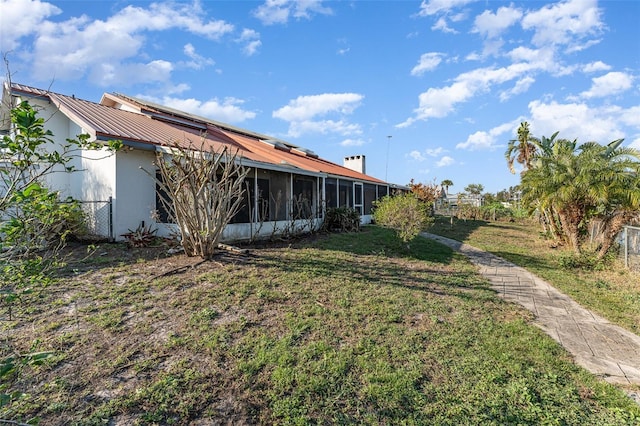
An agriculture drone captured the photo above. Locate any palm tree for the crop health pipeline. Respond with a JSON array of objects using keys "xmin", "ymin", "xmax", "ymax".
[
  {"xmin": 440, "ymin": 179, "xmax": 453, "ymax": 195},
  {"xmin": 505, "ymin": 122, "xmax": 540, "ymax": 174},
  {"xmin": 583, "ymin": 140, "xmax": 640, "ymax": 258},
  {"xmin": 521, "ymin": 137, "xmax": 640, "ymax": 257}
]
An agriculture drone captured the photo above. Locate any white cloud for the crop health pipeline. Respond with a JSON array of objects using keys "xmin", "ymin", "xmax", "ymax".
[
  {"xmin": 565, "ymin": 38, "xmax": 601, "ymax": 53},
  {"xmin": 287, "ymin": 120, "xmax": 362, "ymax": 138},
  {"xmin": 407, "ymin": 147, "xmax": 446, "ymax": 162},
  {"xmin": 92, "ymin": 60, "xmax": 176, "ymax": 87},
  {"xmin": 182, "ymin": 43, "xmax": 215, "ymax": 70},
  {"xmin": 272, "ymin": 93, "xmax": 364, "ymax": 138},
  {"xmin": 465, "ymin": 52, "xmax": 482, "ymax": 61},
  {"xmin": 417, "ymin": 0, "xmax": 474, "ymax": 17},
  {"xmin": 583, "ymin": 61, "xmax": 611, "ymax": 73},
  {"xmin": 499, "ymin": 76, "xmax": 535, "ymax": 101},
  {"xmin": 580, "ymin": 71, "xmax": 633, "ymax": 99},
  {"xmin": 244, "ymin": 40, "xmax": 262, "ymax": 56},
  {"xmin": 0, "ymin": 0, "xmax": 61, "ymax": 51},
  {"xmin": 629, "ymin": 136, "xmax": 640, "ymax": 150},
  {"xmin": 144, "ymin": 95, "xmax": 257, "ymax": 123},
  {"xmin": 528, "ymin": 100, "xmax": 633, "ymax": 144},
  {"xmin": 101, "ymin": 3, "xmax": 234, "ymax": 39},
  {"xmin": 398, "ymin": 42, "xmax": 569, "ymax": 127},
  {"xmin": 273, "ymin": 93, "xmax": 363, "ymax": 121},
  {"xmin": 431, "ymin": 17, "xmax": 457, "ymax": 34},
  {"xmin": 456, "ymin": 121, "xmax": 516, "ymax": 151},
  {"xmin": 237, "ymin": 28, "xmax": 262, "ymax": 56},
  {"xmin": 253, "ymin": 0, "xmax": 332, "ymax": 25},
  {"xmin": 619, "ymin": 106, "xmax": 640, "ymax": 127},
  {"xmin": 398, "ymin": 62, "xmax": 540, "ymax": 127},
  {"xmin": 472, "ymin": 6, "xmax": 522, "ymax": 39},
  {"xmin": 411, "ymin": 52, "xmax": 444, "ymax": 76},
  {"xmin": 341, "ymin": 138, "xmax": 365, "ymax": 147},
  {"xmin": 436, "ymin": 156, "xmax": 455, "ymax": 167},
  {"xmin": 14, "ymin": 2, "xmax": 233, "ymax": 87},
  {"xmin": 409, "ymin": 150, "xmax": 426, "ymax": 161},
  {"xmin": 425, "ymin": 147, "xmax": 445, "ymax": 157},
  {"xmin": 521, "ymin": 0, "xmax": 603, "ymax": 48},
  {"xmin": 418, "ymin": 0, "xmax": 470, "ymax": 33}
]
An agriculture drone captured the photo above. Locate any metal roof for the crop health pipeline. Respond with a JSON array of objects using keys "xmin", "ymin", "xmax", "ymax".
[{"xmin": 9, "ymin": 83, "xmax": 386, "ymax": 184}]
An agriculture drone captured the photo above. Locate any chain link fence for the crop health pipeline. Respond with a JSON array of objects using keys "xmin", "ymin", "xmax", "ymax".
[
  {"xmin": 620, "ymin": 225, "xmax": 640, "ymax": 271},
  {"xmin": 79, "ymin": 197, "xmax": 113, "ymax": 241}
]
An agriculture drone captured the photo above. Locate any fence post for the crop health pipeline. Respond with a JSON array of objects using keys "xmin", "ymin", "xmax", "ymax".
[
  {"xmin": 624, "ymin": 226, "xmax": 628, "ymax": 269},
  {"xmin": 108, "ymin": 196, "xmax": 114, "ymax": 242}
]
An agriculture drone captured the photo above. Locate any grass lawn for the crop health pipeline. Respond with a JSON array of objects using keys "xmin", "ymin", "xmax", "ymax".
[
  {"xmin": 428, "ymin": 215, "xmax": 640, "ymax": 335},
  {"xmin": 1, "ymin": 226, "xmax": 639, "ymax": 424}
]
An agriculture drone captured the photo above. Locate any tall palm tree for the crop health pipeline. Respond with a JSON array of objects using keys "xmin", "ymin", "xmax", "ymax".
[
  {"xmin": 505, "ymin": 122, "xmax": 540, "ymax": 174},
  {"xmin": 440, "ymin": 179, "xmax": 453, "ymax": 195}
]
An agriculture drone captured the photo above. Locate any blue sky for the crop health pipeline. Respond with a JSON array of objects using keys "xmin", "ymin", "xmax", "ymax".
[{"xmin": 1, "ymin": 0, "xmax": 639, "ymax": 194}]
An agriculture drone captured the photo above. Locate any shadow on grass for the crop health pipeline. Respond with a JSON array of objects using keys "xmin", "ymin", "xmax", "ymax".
[
  {"xmin": 308, "ymin": 225, "xmax": 456, "ymax": 264},
  {"xmin": 489, "ymin": 250, "xmax": 553, "ymax": 271},
  {"xmin": 251, "ymin": 226, "xmax": 495, "ymax": 303},
  {"xmin": 428, "ymin": 215, "xmax": 489, "ymax": 243}
]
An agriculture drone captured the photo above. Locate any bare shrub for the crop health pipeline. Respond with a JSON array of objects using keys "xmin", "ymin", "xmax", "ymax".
[{"xmin": 146, "ymin": 140, "xmax": 249, "ymax": 259}]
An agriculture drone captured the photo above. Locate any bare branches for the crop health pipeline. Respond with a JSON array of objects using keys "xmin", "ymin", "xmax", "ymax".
[{"xmin": 144, "ymin": 139, "xmax": 249, "ymax": 259}]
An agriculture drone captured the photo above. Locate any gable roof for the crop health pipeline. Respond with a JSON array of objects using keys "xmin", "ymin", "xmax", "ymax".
[{"xmin": 8, "ymin": 83, "xmax": 385, "ymax": 184}]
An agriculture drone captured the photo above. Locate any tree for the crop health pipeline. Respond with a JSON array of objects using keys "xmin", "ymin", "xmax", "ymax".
[
  {"xmin": 440, "ymin": 179, "xmax": 453, "ymax": 195},
  {"xmin": 1, "ymin": 100, "xmax": 120, "ymax": 261},
  {"xmin": 482, "ymin": 192, "xmax": 496, "ymax": 204},
  {"xmin": 505, "ymin": 121, "xmax": 540, "ymax": 174},
  {"xmin": 408, "ymin": 179, "xmax": 440, "ymax": 205},
  {"xmin": 521, "ymin": 135, "xmax": 640, "ymax": 258},
  {"xmin": 464, "ymin": 183, "xmax": 484, "ymax": 196},
  {"xmin": 373, "ymin": 193, "xmax": 433, "ymax": 244},
  {"xmin": 496, "ymin": 189, "xmax": 510, "ymax": 202},
  {"xmin": 147, "ymin": 140, "xmax": 249, "ymax": 259}
]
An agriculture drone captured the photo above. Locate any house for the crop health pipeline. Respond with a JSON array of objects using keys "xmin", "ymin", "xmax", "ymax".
[
  {"xmin": 1, "ymin": 83, "xmax": 400, "ymax": 242},
  {"xmin": 435, "ymin": 190, "xmax": 483, "ymax": 210}
]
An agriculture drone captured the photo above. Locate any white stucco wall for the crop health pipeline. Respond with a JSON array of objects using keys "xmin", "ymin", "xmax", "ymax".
[
  {"xmin": 77, "ymin": 148, "xmax": 116, "ymax": 202},
  {"xmin": 23, "ymin": 98, "xmax": 76, "ymax": 195},
  {"xmin": 113, "ymin": 148, "xmax": 157, "ymax": 239}
]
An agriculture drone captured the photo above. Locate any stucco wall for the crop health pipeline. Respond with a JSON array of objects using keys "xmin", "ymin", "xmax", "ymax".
[
  {"xmin": 24, "ymin": 98, "xmax": 76, "ymax": 195},
  {"xmin": 113, "ymin": 148, "xmax": 157, "ymax": 239}
]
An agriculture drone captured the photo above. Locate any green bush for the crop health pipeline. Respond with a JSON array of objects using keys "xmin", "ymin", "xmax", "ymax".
[
  {"xmin": 479, "ymin": 202, "xmax": 510, "ymax": 221},
  {"xmin": 557, "ymin": 249, "xmax": 616, "ymax": 271},
  {"xmin": 323, "ymin": 207, "xmax": 360, "ymax": 233},
  {"xmin": 373, "ymin": 194, "xmax": 433, "ymax": 243},
  {"xmin": 510, "ymin": 207, "xmax": 529, "ymax": 220},
  {"xmin": 455, "ymin": 203, "xmax": 481, "ymax": 220},
  {"xmin": 1, "ymin": 183, "xmax": 87, "ymax": 252}
]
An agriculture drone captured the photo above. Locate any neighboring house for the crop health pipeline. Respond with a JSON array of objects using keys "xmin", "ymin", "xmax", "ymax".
[
  {"xmin": 1, "ymin": 83, "xmax": 401, "ymax": 242},
  {"xmin": 436, "ymin": 191, "xmax": 482, "ymax": 209}
]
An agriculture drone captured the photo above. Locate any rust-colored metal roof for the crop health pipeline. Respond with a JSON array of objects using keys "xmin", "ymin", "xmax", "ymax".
[{"xmin": 9, "ymin": 84, "xmax": 386, "ymax": 184}]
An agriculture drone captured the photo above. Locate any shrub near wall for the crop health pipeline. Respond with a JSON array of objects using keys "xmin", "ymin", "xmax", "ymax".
[
  {"xmin": 323, "ymin": 207, "xmax": 360, "ymax": 233},
  {"xmin": 373, "ymin": 194, "xmax": 433, "ymax": 243}
]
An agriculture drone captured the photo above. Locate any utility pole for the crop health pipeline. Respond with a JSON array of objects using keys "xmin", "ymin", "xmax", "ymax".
[{"xmin": 385, "ymin": 135, "xmax": 392, "ymax": 182}]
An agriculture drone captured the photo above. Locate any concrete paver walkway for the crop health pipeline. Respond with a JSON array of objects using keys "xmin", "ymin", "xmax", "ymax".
[{"xmin": 422, "ymin": 232, "xmax": 640, "ymax": 403}]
